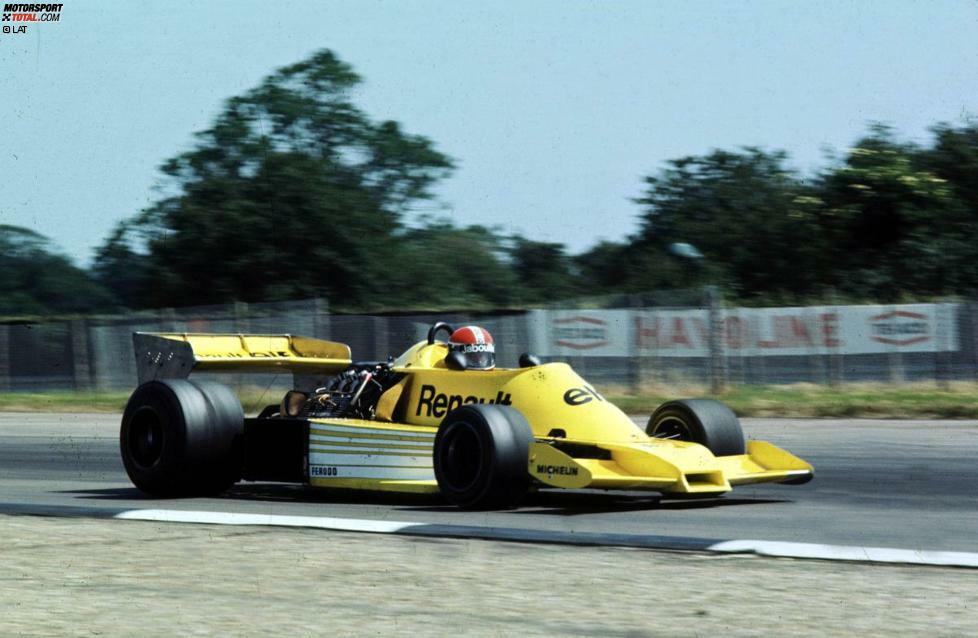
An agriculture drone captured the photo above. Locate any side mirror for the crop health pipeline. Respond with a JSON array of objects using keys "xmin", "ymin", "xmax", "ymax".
[
  {"xmin": 445, "ymin": 350, "xmax": 468, "ymax": 371},
  {"xmin": 281, "ymin": 390, "xmax": 309, "ymax": 417},
  {"xmin": 518, "ymin": 353, "xmax": 542, "ymax": 368}
]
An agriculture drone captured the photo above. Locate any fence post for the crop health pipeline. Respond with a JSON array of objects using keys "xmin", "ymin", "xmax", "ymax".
[
  {"xmin": 629, "ymin": 296, "xmax": 642, "ymax": 394},
  {"xmin": 70, "ymin": 319, "xmax": 92, "ymax": 392},
  {"xmin": 88, "ymin": 323, "xmax": 110, "ymax": 392},
  {"xmin": 935, "ymin": 300, "xmax": 951, "ymax": 390},
  {"xmin": 971, "ymin": 302, "xmax": 978, "ymax": 381},
  {"xmin": 0, "ymin": 324, "xmax": 10, "ymax": 392},
  {"xmin": 888, "ymin": 349, "xmax": 905, "ymax": 384},
  {"xmin": 233, "ymin": 302, "xmax": 250, "ymax": 333},
  {"xmin": 707, "ymin": 286, "xmax": 726, "ymax": 393},
  {"xmin": 886, "ymin": 305, "xmax": 905, "ymax": 384},
  {"xmin": 373, "ymin": 315, "xmax": 388, "ymax": 360},
  {"xmin": 312, "ymin": 297, "xmax": 329, "ymax": 339},
  {"xmin": 808, "ymin": 306, "xmax": 825, "ymax": 384},
  {"xmin": 160, "ymin": 307, "xmax": 177, "ymax": 332},
  {"xmin": 827, "ymin": 294, "xmax": 843, "ymax": 388}
]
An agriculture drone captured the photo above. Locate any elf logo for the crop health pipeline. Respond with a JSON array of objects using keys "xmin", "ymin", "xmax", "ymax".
[
  {"xmin": 416, "ymin": 384, "xmax": 512, "ymax": 418},
  {"xmin": 563, "ymin": 385, "xmax": 604, "ymax": 406}
]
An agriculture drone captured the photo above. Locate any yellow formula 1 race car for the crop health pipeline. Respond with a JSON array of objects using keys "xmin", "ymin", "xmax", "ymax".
[{"xmin": 121, "ymin": 322, "xmax": 813, "ymax": 508}]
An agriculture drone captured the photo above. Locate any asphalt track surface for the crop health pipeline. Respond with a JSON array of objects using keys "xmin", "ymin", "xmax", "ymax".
[{"xmin": 1, "ymin": 413, "xmax": 976, "ymax": 554}]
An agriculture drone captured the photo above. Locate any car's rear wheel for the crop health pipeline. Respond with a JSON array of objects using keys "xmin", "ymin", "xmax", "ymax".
[
  {"xmin": 433, "ymin": 404, "xmax": 533, "ymax": 509},
  {"xmin": 646, "ymin": 399, "xmax": 745, "ymax": 456},
  {"xmin": 120, "ymin": 379, "xmax": 244, "ymax": 496}
]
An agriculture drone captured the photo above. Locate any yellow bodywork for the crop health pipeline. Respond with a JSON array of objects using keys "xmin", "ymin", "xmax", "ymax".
[
  {"xmin": 304, "ymin": 339, "xmax": 813, "ymax": 497},
  {"xmin": 140, "ymin": 333, "xmax": 812, "ymax": 496},
  {"xmin": 138, "ymin": 332, "xmax": 352, "ymax": 375}
]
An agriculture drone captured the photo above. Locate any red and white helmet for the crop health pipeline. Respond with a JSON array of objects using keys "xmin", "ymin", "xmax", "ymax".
[{"xmin": 448, "ymin": 326, "xmax": 495, "ymax": 370}]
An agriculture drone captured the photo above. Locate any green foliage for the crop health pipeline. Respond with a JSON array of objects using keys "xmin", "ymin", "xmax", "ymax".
[
  {"xmin": 817, "ymin": 125, "xmax": 961, "ymax": 298},
  {"xmin": 628, "ymin": 122, "xmax": 978, "ymax": 303},
  {"xmin": 91, "ymin": 222, "xmax": 153, "ymax": 308},
  {"xmin": 918, "ymin": 122, "xmax": 978, "ymax": 208},
  {"xmin": 573, "ymin": 240, "xmax": 691, "ymax": 295},
  {"xmin": 510, "ymin": 237, "xmax": 580, "ymax": 302},
  {"xmin": 382, "ymin": 221, "xmax": 522, "ymax": 310},
  {"xmin": 0, "ymin": 225, "xmax": 116, "ymax": 316},
  {"xmin": 574, "ymin": 241, "xmax": 626, "ymax": 289},
  {"xmin": 90, "ymin": 43, "xmax": 978, "ymax": 312},
  {"xmin": 633, "ymin": 148, "xmax": 827, "ymax": 301},
  {"xmin": 95, "ymin": 49, "xmax": 454, "ymax": 310}
]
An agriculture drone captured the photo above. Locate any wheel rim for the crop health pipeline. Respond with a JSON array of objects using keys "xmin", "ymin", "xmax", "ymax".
[
  {"xmin": 651, "ymin": 415, "xmax": 693, "ymax": 441},
  {"xmin": 128, "ymin": 407, "xmax": 164, "ymax": 469},
  {"xmin": 438, "ymin": 421, "xmax": 484, "ymax": 491}
]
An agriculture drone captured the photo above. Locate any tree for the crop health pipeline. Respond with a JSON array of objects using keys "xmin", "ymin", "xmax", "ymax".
[
  {"xmin": 92, "ymin": 222, "xmax": 154, "ymax": 308},
  {"xmin": 920, "ymin": 122, "xmax": 978, "ymax": 214},
  {"xmin": 574, "ymin": 241, "xmax": 628, "ymax": 291},
  {"xmin": 510, "ymin": 237, "xmax": 580, "ymax": 302},
  {"xmin": 0, "ymin": 225, "xmax": 117, "ymax": 316},
  {"xmin": 385, "ymin": 221, "xmax": 522, "ymax": 310},
  {"xmin": 96, "ymin": 50, "xmax": 453, "ymax": 310},
  {"xmin": 633, "ymin": 148, "xmax": 826, "ymax": 301},
  {"xmin": 817, "ymin": 125, "xmax": 963, "ymax": 298}
]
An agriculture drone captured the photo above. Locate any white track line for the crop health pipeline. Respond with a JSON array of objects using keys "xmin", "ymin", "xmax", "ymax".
[
  {"xmin": 114, "ymin": 509, "xmax": 414, "ymax": 533},
  {"xmin": 708, "ymin": 539, "xmax": 978, "ymax": 568},
  {"xmin": 113, "ymin": 508, "xmax": 978, "ymax": 569}
]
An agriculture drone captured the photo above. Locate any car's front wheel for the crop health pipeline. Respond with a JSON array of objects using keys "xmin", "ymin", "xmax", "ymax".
[
  {"xmin": 433, "ymin": 404, "xmax": 533, "ymax": 509},
  {"xmin": 646, "ymin": 399, "xmax": 745, "ymax": 456}
]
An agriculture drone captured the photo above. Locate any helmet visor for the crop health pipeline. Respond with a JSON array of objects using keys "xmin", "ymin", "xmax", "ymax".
[
  {"xmin": 464, "ymin": 350, "xmax": 495, "ymax": 370},
  {"xmin": 450, "ymin": 342, "xmax": 495, "ymax": 370}
]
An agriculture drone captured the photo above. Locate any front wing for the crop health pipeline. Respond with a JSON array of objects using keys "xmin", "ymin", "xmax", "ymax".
[{"xmin": 528, "ymin": 438, "xmax": 813, "ymax": 495}]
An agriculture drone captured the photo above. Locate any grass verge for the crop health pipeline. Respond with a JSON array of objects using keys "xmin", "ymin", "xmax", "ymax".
[
  {"xmin": 0, "ymin": 391, "xmax": 132, "ymax": 414},
  {"xmin": 608, "ymin": 381, "xmax": 978, "ymax": 419},
  {"xmin": 0, "ymin": 389, "xmax": 279, "ymax": 414},
  {"xmin": 2, "ymin": 382, "xmax": 978, "ymax": 418}
]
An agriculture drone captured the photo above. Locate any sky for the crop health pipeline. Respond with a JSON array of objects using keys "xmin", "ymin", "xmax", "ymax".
[{"xmin": 2, "ymin": 0, "xmax": 977, "ymax": 266}]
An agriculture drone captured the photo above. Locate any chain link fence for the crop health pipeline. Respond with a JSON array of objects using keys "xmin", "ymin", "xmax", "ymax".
[{"xmin": 0, "ymin": 293, "xmax": 974, "ymax": 392}]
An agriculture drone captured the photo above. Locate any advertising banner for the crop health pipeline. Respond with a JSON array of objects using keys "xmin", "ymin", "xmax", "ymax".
[
  {"xmin": 528, "ymin": 309, "xmax": 632, "ymax": 358},
  {"xmin": 531, "ymin": 304, "xmax": 958, "ymax": 358}
]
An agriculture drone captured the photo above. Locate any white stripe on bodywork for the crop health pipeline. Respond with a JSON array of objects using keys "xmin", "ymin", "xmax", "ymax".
[
  {"xmin": 309, "ymin": 452, "xmax": 432, "ymax": 467},
  {"xmin": 309, "ymin": 445, "xmax": 428, "ymax": 456},
  {"xmin": 310, "ymin": 434, "xmax": 433, "ymax": 449},
  {"xmin": 309, "ymin": 424, "xmax": 435, "ymax": 439}
]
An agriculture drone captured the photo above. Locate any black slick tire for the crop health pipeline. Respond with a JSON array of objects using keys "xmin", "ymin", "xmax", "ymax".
[
  {"xmin": 646, "ymin": 399, "xmax": 745, "ymax": 456},
  {"xmin": 120, "ymin": 379, "xmax": 244, "ymax": 496},
  {"xmin": 433, "ymin": 404, "xmax": 533, "ymax": 509}
]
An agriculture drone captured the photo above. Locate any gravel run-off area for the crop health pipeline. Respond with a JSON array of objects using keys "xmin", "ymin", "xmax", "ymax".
[{"xmin": 1, "ymin": 514, "xmax": 976, "ymax": 637}]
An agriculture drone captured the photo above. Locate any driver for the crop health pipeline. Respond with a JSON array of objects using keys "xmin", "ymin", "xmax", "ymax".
[{"xmin": 448, "ymin": 326, "xmax": 496, "ymax": 370}]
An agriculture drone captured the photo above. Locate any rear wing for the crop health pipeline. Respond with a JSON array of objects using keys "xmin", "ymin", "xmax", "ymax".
[{"xmin": 133, "ymin": 332, "xmax": 352, "ymax": 385}]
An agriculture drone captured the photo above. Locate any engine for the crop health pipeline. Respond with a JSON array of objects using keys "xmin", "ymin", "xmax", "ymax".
[{"xmin": 278, "ymin": 362, "xmax": 402, "ymax": 420}]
